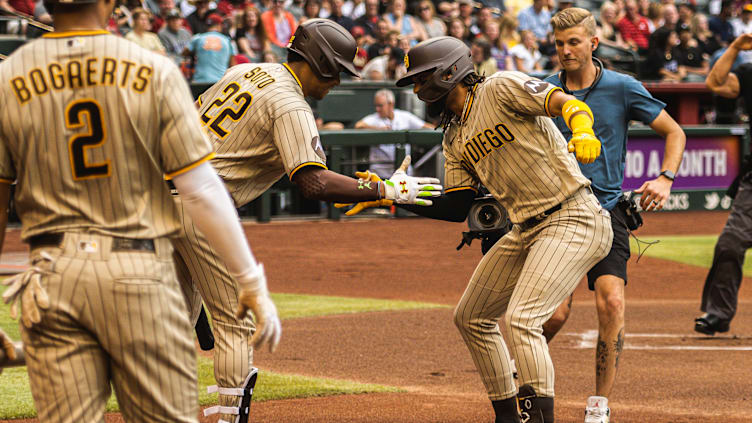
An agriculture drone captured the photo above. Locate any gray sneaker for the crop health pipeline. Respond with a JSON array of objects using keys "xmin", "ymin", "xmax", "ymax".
[{"xmin": 584, "ymin": 396, "xmax": 610, "ymax": 423}]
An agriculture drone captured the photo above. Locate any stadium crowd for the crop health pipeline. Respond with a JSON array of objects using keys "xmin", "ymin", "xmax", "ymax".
[{"xmin": 0, "ymin": 0, "xmax": 744, "ymax": 83}]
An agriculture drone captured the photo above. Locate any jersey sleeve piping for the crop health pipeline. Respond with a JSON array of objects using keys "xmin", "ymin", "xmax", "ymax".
[
  {"xmin": 289, "ymin": 162, "xmax": 328, "ymax": 180},
  {"xmin": 445, "ymin": 186, "xmax": 478, "ymax": 194},
  {"xmin": 544, "ymin": 86, "xmax": 563, "ymax": 117},
  {"xmin": 164, "ymin": 152, "xmax": 216, "ymax": 180},
  {"xmin": 0, "ymin": 178, "xmax": 13, "ymax": 184}
]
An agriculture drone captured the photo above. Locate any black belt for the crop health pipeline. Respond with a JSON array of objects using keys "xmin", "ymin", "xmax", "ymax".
[
  {"xmin": 29, "ymin": 233, "xmax": 155, "ymax": 252},
  {"xmin": 518, "ymin": 204, "xmax": 562, "ymax": 232}
]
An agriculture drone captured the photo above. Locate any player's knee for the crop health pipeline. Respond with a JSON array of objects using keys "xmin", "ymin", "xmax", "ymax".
[
  {"xmin": 596, "ymin": 292, "xmax": 624, "ymax": 323},
  {"xmin": 453, "ymin": 306, "xmax": 471, "ymax": 332}
]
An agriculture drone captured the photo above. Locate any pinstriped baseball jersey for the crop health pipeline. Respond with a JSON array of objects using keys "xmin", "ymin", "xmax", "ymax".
[
  {"xmin": 196, "ymin": 62, "xmax": 326, "ymax": 207},
  {"xmin": 0, "ymin": 30, "xmax": 213, "ymax": 241},
  {"xmin": 442, "ymin": 71, "xmax": 591, "ymax": 224}
]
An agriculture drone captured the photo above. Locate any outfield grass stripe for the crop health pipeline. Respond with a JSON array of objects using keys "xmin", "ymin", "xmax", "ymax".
[
  {"xmin": 271, "ymin": 292, "xmax": 448, "ymax": 320},
  {"xmin": 629, "ymin": 235, "xmax": 752, "ymax": 277}
]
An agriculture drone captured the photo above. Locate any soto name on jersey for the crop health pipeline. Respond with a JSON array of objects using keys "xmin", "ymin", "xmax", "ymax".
[{"xmin": 9, "ymin": 57, "xmax": 154, "ymax": 105}]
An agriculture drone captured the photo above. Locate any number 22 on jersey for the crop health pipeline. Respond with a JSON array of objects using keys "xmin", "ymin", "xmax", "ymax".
[
  {"xmin": 66, "ymin": 99, "xmax": 110, "ymax": 181},
  {"xmin": 200, "ymin": 82, "xmax": 253, "ymax": 139}
]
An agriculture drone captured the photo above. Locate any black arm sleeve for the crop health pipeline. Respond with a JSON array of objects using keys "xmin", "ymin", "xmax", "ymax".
[{"xmin": 397, "ymin": 188, "xmax": 476, "ymax": 222}]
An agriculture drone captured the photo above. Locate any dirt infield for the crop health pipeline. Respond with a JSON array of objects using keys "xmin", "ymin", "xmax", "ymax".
[{"xmin": 3, "ymin": 210, "xmax": 751, "ymax": 423}]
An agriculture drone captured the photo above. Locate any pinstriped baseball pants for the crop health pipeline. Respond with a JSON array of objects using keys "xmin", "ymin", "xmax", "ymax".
[
  {"xmin": 19, "ymin": 233, "xmax": 198, "ymax": 423},
  {"xmin": 454, "ymin": 187, "xmax": 612, "ymax": 400}
]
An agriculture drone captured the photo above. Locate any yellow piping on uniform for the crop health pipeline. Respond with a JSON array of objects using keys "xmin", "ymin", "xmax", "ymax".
[
  {"xmin": 544, "ymin": 86, "xmax": 563, "ymax": 117},
  {"xmin": 445, "ymin": 186, "xmax": 478, "ymax": 194},
  {"xmin": 0, "ymin": 178, "xmax": 13, "ymax": 184},
  {"xmin": 462, "ymin": 83, "xmax": 479, "ymax": 123},
  {"xmin": 289, "ymin": 162, "xmax": 327, "ymax": 180},
  {"xmin": 282, "ymin": 63, "xmax": 302, "ymax": 89},
  {"xmin": 164, "ymin": 152, "xmax": 216, "ymax": 180},
  {"xmin": 43, "ymin": 30, "xmax": 109, "ymax": 38}
]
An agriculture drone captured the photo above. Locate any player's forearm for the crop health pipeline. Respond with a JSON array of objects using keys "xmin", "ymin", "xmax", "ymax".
[
  {"xmin": 171, "ymin": 162, "xmax": 262, "ymax": 284},
  {"xmin": 294, "ymin": 167, "xmax": 383, "ymax": 203},
  {"xmin": 707, "ymin": 46, "xmax": 739, "ymax": 90},
  {"xmin": 398, "ymin": 189, "xmax": 476, "ymax": 222}
]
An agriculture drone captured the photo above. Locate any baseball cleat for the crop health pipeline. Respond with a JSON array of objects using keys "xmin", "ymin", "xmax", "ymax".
[
  {"xmin": 694, "ymin": 313, "xmax": 730, "ymax": 336},
  {"xmin": 584, "ymin": 396, "xmax": 610, "ymax": 423},
  {"xmin": 517, "ymin": 384, "xmax": 544, "ymax": 423}
]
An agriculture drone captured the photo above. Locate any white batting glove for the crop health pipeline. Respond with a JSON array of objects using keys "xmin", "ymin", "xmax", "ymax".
[
  {"xmin": 234, "ymin": 264, "xmax": 282, "ymax": 352},
  {"xmin": 383, "ymin": 156, "xmax": 442, "ymax": 206},
  {"xmin": 2, "ymin": 252, "xmax": 52, "ymax": 329}
]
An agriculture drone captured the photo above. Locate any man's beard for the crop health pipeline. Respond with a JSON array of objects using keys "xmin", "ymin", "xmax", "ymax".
[{"xmin": 426, "ymin": 94, "xmax": 450, "ymax": 119}]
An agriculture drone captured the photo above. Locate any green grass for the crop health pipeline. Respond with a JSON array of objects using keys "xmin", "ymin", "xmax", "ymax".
[
  {"xmin": 629, "ymin": 235, "xmax": 752, "ymax": 277},
  {"xmin": 0, "ymin": 289, "xmax": 421, "ymax": 419},
  {"xmin": 271, "ymin": 292, "xmax": 448, "ymax": 320}
]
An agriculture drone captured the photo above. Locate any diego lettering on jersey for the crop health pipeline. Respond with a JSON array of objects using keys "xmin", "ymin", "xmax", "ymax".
[
  {"xmin": 460, "ymin": 123, "xmax": 516, "ymax": 166},
  {"xmin": 10, "ymin": 57, "xmax": 154, "ymax": 105},
  {"xmin": 243, "ymin": 66, "xmax": 275, "ymax": 88}
]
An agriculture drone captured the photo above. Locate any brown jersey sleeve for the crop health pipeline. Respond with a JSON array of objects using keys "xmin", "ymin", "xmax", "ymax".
[
  {"xmin": 159, "ymin": 63, "xmax": 215, "ymax": 178},
  {"xmin": 490, "ymin": 72, "xmax": 563, "ymax": 118},
  {"xmin": 272, "ymin": 108, "xmax": 327, "ymax": 180}
]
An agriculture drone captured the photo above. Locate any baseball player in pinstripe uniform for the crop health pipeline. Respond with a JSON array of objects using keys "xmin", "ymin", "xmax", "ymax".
[
  {"xmin": 172, "ymin": 18, "xmax": 441, "ymax": 423},
  {"xmin": 342, "ymin": 36, "xmax": 613, "ymax": 423},
  {"xmin": 0, "ymin": 0, "xmax": 281, "ymax": 421}
]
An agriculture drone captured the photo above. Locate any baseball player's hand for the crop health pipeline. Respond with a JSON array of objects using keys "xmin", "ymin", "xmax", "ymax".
[
  {"xmin": 334, "ymin": 170, "xmax": 393, "ymax": 216},
  {"xmin": 567, "ymin": 131, "xmax": 601, "ymax": 164},
  {"xmin": 731, "ymin": 33, "xmax": 752, "ymax": 51},
  {"xmin": 635, "ymin": 176, "xmax": 673, "ymax": 211},
  {"xmin": 234, "ymin": 264, "xmax": 282, "ymax": 352},
  {"xmin": 2, "ymin": 253, "xmax": 52, "ymax": 329},
  {"xmin": 0, "ymin": 328, "xmax": 17, "ymax": 376},
  {"xmin": 384, "ymin": 156, "xmax": 442, "ymax": 205}
]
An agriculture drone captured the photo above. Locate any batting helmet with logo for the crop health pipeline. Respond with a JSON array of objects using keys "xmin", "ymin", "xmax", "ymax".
[
  {"xmin": 396, "ymin": 36, "xmax": 475, "ymax": 102},
  {"xmin": 287, "ymin": 18, "xmax": 360, "ymax": 80}
]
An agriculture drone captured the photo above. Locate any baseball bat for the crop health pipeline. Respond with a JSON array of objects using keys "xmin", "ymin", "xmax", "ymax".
[
  {"xmin": 0, "ymin": 8, "xmax": 53, "ymax": 32},
  {"xmin": 0, "ymin": 341, "xmax": 25, "ymax": 369}
]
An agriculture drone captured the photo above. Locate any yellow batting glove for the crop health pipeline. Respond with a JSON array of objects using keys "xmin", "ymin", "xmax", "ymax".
[
  {"xmin": 567, "ymin": 131, "xmax": 601, "ymax": 165},
  {"xmin": 334, "ymin": 169, "xmax": 392, "ymax": 216}
]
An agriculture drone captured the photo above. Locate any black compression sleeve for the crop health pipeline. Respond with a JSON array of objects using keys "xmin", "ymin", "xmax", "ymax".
[{"xmin": 397, "ymin": 188, "xmax": 476, "ymax": 222}]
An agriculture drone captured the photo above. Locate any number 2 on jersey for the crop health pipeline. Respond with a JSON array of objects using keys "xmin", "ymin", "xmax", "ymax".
[
  {"xmin": 66, "ymin": 99, "xmax": 110, "ymax": 180},
  {"xmin": 200, "ymin": 82, "xmax": 252, "ymax": 139}
]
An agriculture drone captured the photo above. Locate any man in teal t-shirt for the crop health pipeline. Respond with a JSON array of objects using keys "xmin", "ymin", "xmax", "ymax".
[{"xmin": 187, "ymin": 13, "xmax": 236, "ymax": 83}]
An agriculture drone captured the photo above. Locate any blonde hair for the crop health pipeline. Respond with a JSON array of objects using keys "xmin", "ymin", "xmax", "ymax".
[{"xmin": 550, "ymin": 7, "xmax": 596, "ymax": 36}]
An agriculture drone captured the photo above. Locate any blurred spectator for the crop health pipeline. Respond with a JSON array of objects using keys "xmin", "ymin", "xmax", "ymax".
[
  {"xmin": 262, "ymin": 49, "xmax": 279, "ymax": 62},
  {"xmin": 437, "ymin": 1, "xmax": 459, "ymax": 19},
  {"xmin": 471, "ymin": 6, "xmax": 495, "ymax": 36},
  {"xmin": 692, "ymin": 13, "xmax": 722, "ymax": 57},
  {"xmin": 301, "ymin": 0, "xmax": 321, "ymax": 23},
  {"xmin": 598, "ymin": 1, "xmax": 627, "ymax": 47},
  {"xmin": 397, "ymin": 34, "xmax": 411, "ymax": 51},
  {"xmin": 448, "ymin": 17, "xmax": 471, "ymax": 45},
  {"xmin": 186, "ymin": 13, "xmax": 236, "ymax": 83},
  {"xmin": 319, "ymin": 0, "xmax": 332, "ymax": 18},
  {"xmin": 329, "ymin": 0, "xmax": 355, "ymax": 31},
  {"xmin": 126, "ymin": 8, "xmax": 168, "ymax": 54},
  {"xmin": 517, "ymin": 0, "xmax": 552, "ymax": 44},
  {"xmin": 236, "ymin": 5, "xmax": 270, "ymax": 62},
  {"xmin": 458, "ymin": 0, "xmax": 476, "ymax": 32},
  {"xmin": 354, "ymin": 0, "xmax": 380, "ymax": 39},
  {"xmin": 677, "ymin": 1, "xmax": 695, "ymax": 29},
  {"xmin": 0, "ymin": 0, "xmax": 35, "ymax": 23},
  {"xmin": 288, "ymin": 0, "xmax": 305, "ymax": 20},
  {"xmin": 257, "ymin": 0, "xmax": 272, "ymax": 12},
  {"xmin": 509, "ymin": 29, "xmax": 542, "ymax": 72},
  {"xmin": 732, "ymin": 3, "xmax": 752, "ymax": 36},
  {"xmin": 159, "ymin": 8, "xmax": 191, "ymax": 64},
  {"xmin": 555, "ymin": 0, "xmax": 574, "ymax": 13},
  {"xmin": 471, "ymin": 37, "xmax": 499, "ymax": 75},
  {"xmin": 367, "ymin": 19, "xmax": 396, "ymax": 57},
  {"xmin": 617, "ymin": 0, "xmax": 650, "ymax": 51},
  {"xmin": 644, "ymin": 27, "xmax": 684, "ymax": 81},
  {"xmin": 646, "ymin": 2, "xmax": 663, "ymax": 33},
  {"xmin": 499, "ymin": 14, "xmax": 520, "ymax": 48},
  {"xmin": 361, "ymin": 46, "xmax": 406, "ymax": 80},
  {"xmin": 638, "ymin": 0, "xmax": 650, "ymax": 16},
  {"xmin": 351, "ymin": 25, "xmax": 370, "ymax": 69},
  {"xmin": 416, "ymin": 0, "xmax": 446, "ymax": 39},
  {"xmin": 151, "ymin": 0, "xmax": 177, "ymax": 32},
  {"xmin": 709, "ymin": 1, "xmax": 735, "ymax": 46},
  {"xmin": 113, "ymin": 0, "xmax": 146, "ymax": 34},
  {"xmin": 661, "ymin": 3, "xmax": 679, "ymax": 30},
  {"xmin": 384, "ymin": 0, "xmax": 424, "ymax": 46},
  {"xmin": 483, "ymin": 19, "xmax": 513, "ymax": 70},
  {"xmin": 354, "ymin": 89, "xmax": 431, "ymax": 177},
  {"xmin": 342, "ymin": 0, "xmax": 365, "ymax": 19},
  {"xmin": 261, "ymin": 0, "xmax": 297, "ymax": 49},
  {"xmin": 675, "ymin": 24, "xmax": 708, "ymax": 81},
  {"xmin": 186, "ymin": 0, "xmax": 215, "ymax": 34}
]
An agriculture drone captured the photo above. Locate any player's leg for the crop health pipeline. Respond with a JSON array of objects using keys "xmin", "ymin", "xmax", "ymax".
[
  {"xmin": 101, "ymin": 239, "xmax": 198, "ymax": 423},
  {"xmin": 542, "ymin": 294, "xmax": 573, "ymax": 343},
  {"xmin": 453, "ymin": 227, "xmax": 526, "ymax": 422},
  {"xmin": 20, "ymin": 248, "xmax": 111, "ymax": 423},
  {"xmin": 172, "ymin": 201, "xmax": 255, "ymax": 423},
  {"xmin": 504, "ymin": 192, "xmax": 612, "ymax": 423},
  {"xmin": 593, "ymin": 275, "xmax": 625, "ymax": 397},
  {"xmin": 698, "ymin": 180, "xmax": 752, "ymax": 332}
]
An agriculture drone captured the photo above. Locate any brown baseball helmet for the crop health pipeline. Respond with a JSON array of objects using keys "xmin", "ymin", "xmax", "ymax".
[
  {"xmin": 396, "ymin": 36, "xmax": 475, "ymax": 102},
  {"xmin": 287, "ymin": 18, "xmax": 360, "ymax": 80}
]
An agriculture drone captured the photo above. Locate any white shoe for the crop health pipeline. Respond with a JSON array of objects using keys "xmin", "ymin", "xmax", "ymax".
[{"xmin": 584, "ymin": 396, "xmax": 610, "ymax": 423}]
